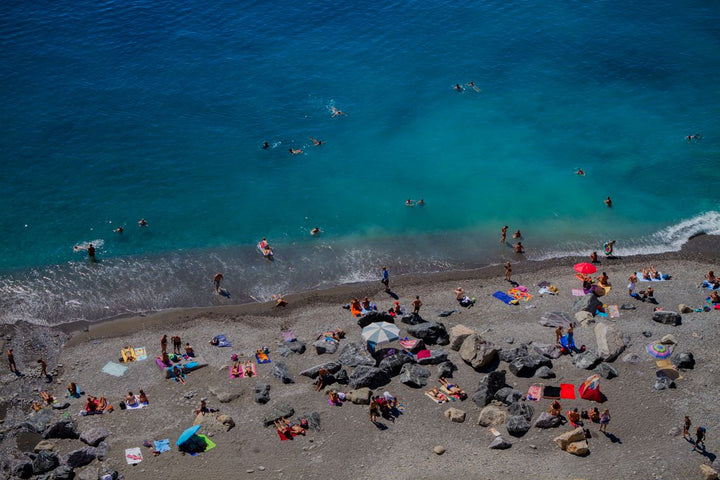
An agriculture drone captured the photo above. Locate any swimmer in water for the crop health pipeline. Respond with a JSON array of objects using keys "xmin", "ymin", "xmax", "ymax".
[
  {"xmin": 87, "ymin": 243, "xmax": 96, "ymax": 261},
  {"xmin": 417, "ymin": 199, "xmax": 424, "ymax": 206},
  {"xmin": 465, "ymin": 81, "xmax": 481, "ymax": 92},
  {"xmin": 289, "ymin": 148, "xmax": 303, "ymax": 155},
  {"xmin": 605, "ymin": 196, "xmax": 612, "ymax": 207},
  {"xmin": 405, "ymin": 199, "xmax": 415, "ymax": 206},
  {"xmin": 331, "ymin": 106, "xmax": 347, "ymax": 117},
  {"xmin": 454, "ymin": 84, "xmax": 463, "ymax": 91},
  {"xmin": 262, "ymin": 142, "xmax": 270, "ymax": 149},
  {"xmin": 138, "ymin": 218, "xmax": 148, "ymax": 227},
  {"xmin": 513, "ymin": 229, "xmax": 521, "ymax": 239},
  {"xmin": 311, "ymin": 227, "xmax": 321, "ymax": 236},
  {"xmin": 310, "ymin": 137, "xmax": 322, "ymax": 146},
  {"xmin": 114, "ymin": 226, "xmax": 123, "ymax": 234},
  {"xmin": 575, "ymin": 168, "xmax": 585, "ymax": 176}
]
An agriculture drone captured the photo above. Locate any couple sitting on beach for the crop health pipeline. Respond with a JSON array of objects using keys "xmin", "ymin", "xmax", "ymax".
[
  {"xmin": 640, "ymin": 266, "xmax": 663, "ymax": 281},
  {"xmin": 454, "ymin": 287, "xmax": 476, "ymax": 308},
  {"xmin": 348, "ymin": 297, "xmax": 377, "ymax": 316},
  {"xmin": 82, "ymin": 394, "xmax": 111, "ymax": 415},
  {"xmin": 231, "ymin": 359, "xmax": 255, "ymax": 378},
  {"xmin": 703, "ymin": 270, "xmax": 720, "ymax": 290}
]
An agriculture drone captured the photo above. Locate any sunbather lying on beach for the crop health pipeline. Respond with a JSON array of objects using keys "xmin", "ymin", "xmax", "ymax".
[
  {"xmin": 549, "ymin": 400, "xmax": 562, "ymax": 416},
  {"xmin": 40, "ymin": 391, "xmax": 54, "ymax": 405},
  {"xmin": 172, "ymin": 366, "xmax": 186, "ymax": 384},
  {"xmin": 328, "ymin": 390, "xmax": 342, "ymax": 406},
  {"xmin": 274, "ymin": 418, "xmax": 306, "ymax": 438},
  {"xmin": 231, "ymin": 361, "xmax": 242, "ymax": 377},
  {"xmin": 426, "ymin": 387, "xmax": 448, "ymax": 403},
  {"xmin": 439, "ymin": 378, "xmax": 466, "ymax": 398},
  {"xmin": 710, "ymin": 291, "xmax": 720, "ymax": 304},
  {"xmin": 322, "ymin": 329, "xmax": 345, "ymax": 342}
]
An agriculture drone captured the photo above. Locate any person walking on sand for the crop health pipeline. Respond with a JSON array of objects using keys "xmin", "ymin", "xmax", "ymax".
[
  {"xmin": 599, "ymin": 409, "xmax": 610, "ymax": 432},
  {"xmin": 160, "ymin": 335, "xmax": 168, "ymax": 355},
  {"xmin": 213, "ymin": 273, "xmax": 223, "ymax": 293},
  {"xmin": 693, "ymin": 426, "xmax": 706, "ymax": 451},
  {"xmin": 504, "ymin": 261, "xmax": 512, "ymax": 281},
  {"xmin": 683, "ymin": 415, "xmax": 692, "ymax": 439},
  {"xmin": 412, "ymin": 296, "xmax": 422, "ymax": 315},
  {"xmin": 501, "ymin": 225, "xmax": 508, "ymax": 244},
  {"xmin": 37, "ymin": 358, "xmax": 47, "ymax": 377},
  {"xmin": 7, "ymin": 348, "xmax": 17, "ymax": 373},
  {"xmin": 381, "ymin": 266, "xmax": 390, "ymax": 292}
]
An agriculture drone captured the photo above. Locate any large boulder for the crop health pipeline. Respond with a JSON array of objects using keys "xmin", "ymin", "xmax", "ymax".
[
  {"xmin": 660, "ymin": 334, "xmax": 677, "ymax": 345},
  {"xmin": 344, "ymin": 388, "xmax": 371, "ymax": 405},
  {"xmin": 494, "ymin": 387, "xmax": 522, "ymax": 405},
  {"xmin": 539, "ymin": 311, "xmax": 574, "ymax": 328},
  {"xmin": 32, "ymin": 450, "xmax": 59, "ymax": 475},
  {"xmin": 79, "ymin": 428, "xmax": 109, "ymax": 447},
  {"xmin": 378, "ymin": 354, "xmax": 413, "ymax": 376},
  {"xmin": 335, "ymin": 369, "xmax": 349, "ymax": 384},
  {"xmin": 193, "ymin": 412, "xmax": 235, "ymax": 434},
  {"xmin": 699, "ymin": 465, "xmax": 719, "ymax": 480},
  {"xmin": 471, "ymin": 370, "xmax": 507, "ymax": 407},
  {"xmin": 499, "ymin": 344, "xmax": 529, "ymax": 363},
  {"xmin": 436, "ymin": 361, "xmax": 457, "ymax": 378},
  {"xmin": 531, "ymin": 343, "xmax": 562, "ymax": 359},
  {"xmin": 209, "ymin": 385, "xmax": 241, "ymax": 403},
  {"xmin": 399, "ymin": 364, "xmax": 430, "ymax": 388},
  {"xmin": 622, "ymin": 353, "xmax": 643, "ymax": 364},
  {"xmin": 573, "ymin": 350, "xmax": 602, "ymax": 369},
  {"xmin": 652, "ymin": 311, "xmax": 681, "ymax": 326},
  {"xmin": 535, "ymin": 366, "xmax": 555, "ymax": 379},
  {"xmin": 254, "ymin": 383, "xmax": 270, "ymax": 404},
  {"xmin": 338, "ymin": 342, "xmax": 375, "ymax": 367},
  {"xmin": 508, "ymin": 354, "xmax": 552, "ymax": 377},
  {"xmin": 261, "ymin": 403, "xmax": 294, "ymax": 427},
  {"xmin": 417, "ymin": 349, "xmax": 448, "ymax": 365},
  {"xmin": 554, "ymin": 427, "xmax": 585, "ymax": 450},
  {"xmin": 61, "ymin": 447, "xmax": 97, "ymax": 468},
  {"xmin": 348, "ymin": 366, "xmax": 390, "ymax": 389},
  {"xmin": 296, "ymin": 411, "xmax": 321, "ymax": 431},
  {"xmin": 10, "ymin": 458, "xmax": 33, "ymax": 479},
  {"xmin": 488, "ymin": 436, "xmax": 512, "ymax": 449},
  {"xmin": 508, "ymin": 402, "xmax": 534, "ymax": 421},
  {"xmin": 654, "ymin": 377, "xmax": 676, "ymax": 390},
  {"xmin": 312, "ymin": 338, "xmax": 339, "ymax": 355},
  {"xmin": 672, "ymin": 352, "xmax": 695, "ymax": 369},
  {"xmin": 444, "ymin": 408, "xmax": 466, "ymax": 423},
  {"xmin": 459, "ymin": 334, "xmax": 499, "ymax": 371},
  {"xmin": 534, "ymin": 412, "xmax": 563, "ymax": 429},
  {"xmin": 401, "ymin": 314, "xmax": 426, "ymax": 325},
  {"xmin": 449, "ymin": 325, "xmax": 475, "ymax": 351},
  {"xmin": 51, "ymin": 465, "xmax": 75, "ymax": 480},
  {"xmin": 44, "ymin": 418, "xmax": 80, "ymax": 440},
  {"xmin": 477, "ymin": 405, "xmax": 507, "ymax": 427},
  {"xmin": 96, "ymin": 442, "xmax": 109, "ymax": 461},
  {"xmin": 566, "ymin": 440, "xmax": 589, "ymax": 456},
  {"xmin": 271, "ymin": 363, "xmax": 295, "ymax": 384},
  {"xmin": 299, "ymin": 362, "xmax": 342, "ymax": 379},
  {"xmin": 594, "ymin": 323, "xmax": 626, "ymax": 362},
  {"xmin": 594, "ymin": 362, "xmax": 618, "ymax": 379},
  {"xmin": 574, "ymin": 311, "xmax": 595, "ymax": 327},
  {"xmin": 288, "ymin": 341, "xmax": 306, "ymax": 354},
  {"xmin": 357, "ymin": 311, "xmax": 394, "ymax": 328},
  {"xmin": 18, "ymin": 408, "xmax": 54, "ymax": 434},
  {"xmin": 407, "ymin": 321, "xmax": 449, "ymax": 345},
  {"xmin": 506, "ymin": 416, "xmax": 531, "ymax": 437},
  {"xmin": 573, "ymin": 294, "xmax": 603, "ymax": 314}
]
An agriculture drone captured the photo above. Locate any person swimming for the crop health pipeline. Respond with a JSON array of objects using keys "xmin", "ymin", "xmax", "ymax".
[
  {"xmin": 405, "ymin": 199, "xmax": 415, "ymax": 206},
  {"xmin": 331, "ymin": 106, "xmax": 347, "ymax": 117},
  {"xmin": 575, "ymin": 168, "xmax": 585, "ymax": 176},
  {"xmin": 605, "ymin": 196, "xmax": 612, "ymax": 207},
  {"xmin": 262, "ymin": 141, "xmax": 270, "ymax": 149},
  {"xmin": 289, "ymin": 148, "xmax": 303, "ymax": 155},
  {"xmin": 454, "ymin": 84, "xmax": 463, "ymax": 91},
  {"xmin": 311, "ymin": 227, "xmax": 321, "ymax": 235},
  {"xmin": 310, "ymin": 137, "xmax": 322, "ymax": 146}
]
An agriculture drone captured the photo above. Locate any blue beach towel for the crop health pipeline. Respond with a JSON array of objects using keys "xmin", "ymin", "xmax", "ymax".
[
  {"xmin": 636, "ymin": 272, "xmax": 666, "ymax": 282},
  {"xmin": 211, "ymin": 335, "xmax": 231, "ymax": 347},
  {"xmin": 492, "ymin": 291, "xmax": 515, "ymax": 305},
  {"xmin": 702, "ymin": 281, "xmax": 720, "ymax": 290},
  {"xmin": 559, "ymin": 335, "xmax": 575, "ymax": 350},
  {"xmin": 153, "ymin": 439, "xmax": 171, "ymax": 453}
]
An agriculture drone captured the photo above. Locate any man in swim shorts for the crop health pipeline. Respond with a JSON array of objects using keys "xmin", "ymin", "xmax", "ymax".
[
  {"xmin": 213, "ymin": 273, "xmax": 223, "ymax": 293},
  {"xmin": 87, "ymin": 243, "xmax": 96, "ymax": 261}
]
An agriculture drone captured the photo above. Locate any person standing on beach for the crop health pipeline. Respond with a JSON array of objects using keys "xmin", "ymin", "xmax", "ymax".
[
  {"xmin": 87, "ymin": 243, "xmax": 96, "ymax": 261},
  {"xmin": 504, "ymin": 262, "xmax": 512, "ymax": 281},
  {"xmin": 514, "ymin": 242, "xmax": 524, "ymax": 254},
  {"xmin": 628, "ymin": 273, "xmax": 638, "ymax": 297},
  {"xmin": 555, "ymin": 326, "xmax": 563, "ymax": 345},
  {"xmin": 160, "ymin": 335, "xmax": 168, "ymax": 355},
  {"xmin": 501, "ymin": 226, "xmax": 508, "ymax": 244},
  {"xmin": 213, "ymin": 273, "xmax": 223, "ymax": 293},
  {"xmin": 599, "ymin": 409, "xmax": 611, "ymax": 433},
  {"xmin": 590, "ymin": 251, "xmax": 599, "ymax": 263},
  {"xmin": 381, "ymin": 267, "xmax": 390, "ymax": 292},
  {"xmin": 7, "ymin": 348, "xmax": 17, "ymax": 373},
  {"xmin": 37, "ymin": 358, "xmax": 47, "ymax": 377},
  {"xmin": 693, "ymin": 426, "xmax": 706, "ymax": 451},
  {"xmin": 683, "ymin": 416, "xmax": 692, "ymax": 439},
  {"xmin": 412, "ymin": 296, "xmax": 422, "ymax": 315},
  {"xmin": 171, "ymin": 335, "xmax": 182, "ymax": 355}
]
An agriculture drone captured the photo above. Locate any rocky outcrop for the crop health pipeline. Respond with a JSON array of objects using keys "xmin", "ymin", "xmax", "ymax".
[
  {"xmin": 299, "ymin": 362, "xmax": 342, "ymax": 378},
  {"xmin": 477, "ymin": 405, "xmax": 507, "ymax": 427},
  {"xmin": 508, "ymin": 354, "xmax": 552, "ymax": 377},
  {"xmin": 654, "ymin": 377, "xmax": 676, "ymax": 390},
  {"xmin": 471, "ymin": 370, "xmax": 507, "ymax": 407},
  {"xmin": 531, "ymin": 343, "xmax": 562, "ymax": 359},
  {"xmin": 554, "ymin": 427, "xmax": 585, "ymax": 450},
  {"xmin": 573, "ymin": 350, "xmax": 602, "ymax": 369},
  {"xmin": 494, "ymin": 387, "xmax": 522, "ymax": 405},
  {"xmin": 417, "ymin": 349, "xmax": 448, "ymax": 365},
  {"xmin": 261, "ymin": 403, "xmax": 294, "ymax": 427},
  {"xmin": 488, "ymin": 436, "xmax": 512, "ymax": 449},
  {"xmin": 348, "ymin": 366, "xmax": 390, "ymax": 389},
  {"xmin": 32, "ymin": 450, "xmax": 59, "ymax": 475},
  {"xmin": 312, "ymin": 338, "xmax": 339, "ymax": 354},
  {"xmin": 344, "ymin": 388, "xmax": 371, "ymax": 405},
  {"xmin": 539, "ymin": 311, "xmax": 574, "ymax": 328},
  {"xmin": 506, "ymin": 416, "xmax": 531, "ymax": 437},
  {"xmin": 566, "ymin": 440, "xmax": 589, "ymax": 456},
  {"xmin": 79, "ymin": 427, "xmax": 109, "ymax": 447},
  {"xmin": 61, "ymin": 447, "xmax": 97, "ymax": 468},
  {"xmin": 271, "ymin": 363, "xmax": 295, "ymax": 384},
  {"xmin": 357, "ymin": 311, "xmax": 394, "ymax": 328},
  {"xmin": 378, "ymin": 354, "xmax": 413, "ymax": 376},
  {"xmin": 594, "ymin": 362, "xmax": 618, "ymax": 379},
  {"xmin": 444, "ymin": 408, "xmax": 466, "ymax": 423},
  {"xmin": 535, "ymin": 366, "xmax": 555, "ymax": 378},
  {"xmin": 508, "ymin": 402, "xmax": 534, "ymax": 421},
  {"xmin": 254, "ymin": 383, "xmax": 270, "ymax": 404},
  {"xmin": 652, "ymin": 311, "xmax": 681, "ymax": 326},
  {"xmin": 673, "ymin": 352, "xmax": 695, "ymax": 369},
  {"xmin": 44, "ymin": 418, "xmax": 80, "ymax": 440},
  {"xmin": 449, "ymin": 325, "xmax": 475, "ymax": 351},
  {"xmin": 407, "ymin": 321, "xmax": 449, "ymax": 345},
  {"xmin": 459, "ymin": 334, "xmax": 498, "ymax": 371},
  {"xmin": 436, "ymin": 361, "xmax": 457, "ymax": 378},
  {"xmin": 534, "ymin": 412, "xmax": 563, "ymax": 428},
  {"xmin": 594, "ymin": 323, "xmax": 626, "ymax": 362},
  {"xmin": 573, "ymin": 294, "xmax": 603, "ymax": 314},
  {"xmin": 338, "ymin": 342, "xmax": 375, "ymax": 367},
  {"xmin": 399, "ymin": 364, "xmax": 430, "ymax": 388}
]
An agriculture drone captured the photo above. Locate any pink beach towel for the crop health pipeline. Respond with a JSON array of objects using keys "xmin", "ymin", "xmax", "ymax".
[
  {"xmin": 572, "ymin": 289, "xmax": 586, "ymax": 297},
  {"xmin": 416, "ymin": 349, "xmax": 431, "ymax": 360},
  {"xmin": 399, "ymin": 339, "xmax": 419, "ymax": 350},
  {"xmin": 527, "ymin": 385, "xmax": 542, "ymax": 402}
]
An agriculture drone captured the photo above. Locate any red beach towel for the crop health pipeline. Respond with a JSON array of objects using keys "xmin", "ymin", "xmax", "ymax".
[{"xmin": 560, "ymin": 383, "xmax": 576, "ymax": 400}]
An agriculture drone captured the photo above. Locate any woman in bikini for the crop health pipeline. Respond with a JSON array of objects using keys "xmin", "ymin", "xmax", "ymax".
[{"xmin": 439, "ymin": 377, "xmax": 466, "ymax": 397}]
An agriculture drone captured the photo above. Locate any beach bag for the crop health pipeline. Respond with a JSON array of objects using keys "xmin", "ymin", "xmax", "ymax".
[{"xmin": 119, "ymin": 401, "xmax": 126, "ymax": 410}]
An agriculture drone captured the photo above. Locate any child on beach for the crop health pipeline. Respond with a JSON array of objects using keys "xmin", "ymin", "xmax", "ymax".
[
  {"xmin": 599, "ymin": 409, "xmax": 611, "ymax": 432},
  {"xmin": 504, "ymin": 262, "xmax": 512, "ymax": 281},
  {"xmin": 184, "ymin": 343, "xmax": 195, "ymax": 357},
  {"xmin": 381, "ymin": 267, "xmax": 390, "ymax": 291},
  {"xmin": 683, "ymin": 416, "xmax": 692, "ymax": 439}
]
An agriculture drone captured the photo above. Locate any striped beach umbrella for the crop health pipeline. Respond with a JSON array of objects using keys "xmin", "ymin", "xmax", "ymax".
[
  {"xmin": 646, "ymin": 342, "xmax": 672, "ymax": 358},
  {"xmin": 361, "ymin": 321, "xmax": 400, "ymax": 345}
]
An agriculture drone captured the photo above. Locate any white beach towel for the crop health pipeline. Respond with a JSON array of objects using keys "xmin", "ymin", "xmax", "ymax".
[{"xmin": 125, "ymin": 447, "xmax": 143, "ymax": 464}]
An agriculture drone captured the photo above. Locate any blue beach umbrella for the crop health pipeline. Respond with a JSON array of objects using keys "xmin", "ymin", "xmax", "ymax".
[
  {"xmin": 361, "ymin": 322, "xmax": 400, "ymax": 345},
  {"xmin": 177, "ymin": 425, "xmax": 201, "ymax": 446}
]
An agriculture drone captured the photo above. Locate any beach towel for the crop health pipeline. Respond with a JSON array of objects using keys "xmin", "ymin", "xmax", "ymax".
[
  {"xmin": 211, "ymin": 335, "xmax": 231, "ymax": 347},
  {"xmin": 229, "ymin": 364, "xmax": 242, "ymax": 378},
  {"xmin": 636, "ymin": 272, "xmax": 665, "ymax": 282},
  {"xmin": 126, "ymin": 396, "xmax": 146, "ymax": 410},
  {"xmin": 125, "ymin": 447, "xmax": 143, "ymax": 464},
  {"xmin": 702, "ymin": 281, "xmax": 720, "ymax": 290},
  {"xmin": 121, "ymin": 347, "xmax": 136, "ymax": 362},
  {"xmin": 197, "ymin": 434, "xmax": 216, "ymax": 451},
  {"xmin": 560, "ymin": 383, "xmax": 576, "ymax": 400},
  {"xmin": 571, "ymin": 289, "xmax": 586, "ymax": 297},
  {"xmin": 281, "ymin": 330, "xmax": 297, "ymax": 342},
  {"xmin": 425, "ymin": 391, "xmax": 448, "ymax": 404},
  {"xmin": 255, "ymin": 352, "xmax": 271, "ymax": 364},
  {"xmin": 134, "ymin": 347, "xmax": 148, "ymax": 361},
  {"xmin": 399, "ymin": 338, "xmax": 420, "ymax": 351},
  {"xmin": 559, "ymin": 334, "xmax": 576, "ymax": 351},
  {"xmin": 101, "ymin": 361, "xmax": 128, "ymax": 377},
  {"xmin": 607, "ymin": 305, "xmax": 619, "ymax": 318},
  {"xmin": 153, "ymin": 439, "xmax": 170, "ymax": 453},
  {"xmin": 542, "ymin": 386, "xmax": 561, "ymax": 399},
  {"xmin": 239, "ymin": 362, "xmax": 257, "ymax": 378},
  {"xmin": 508, "ymin": 288, "xmax": 532, "ymax": 301},
  {"xmin": 277, "ymin": 429, "xmax": 299, "ymax": 441},
  {"xmin": 416, "ymin": 349, "xmax": 431, "ymax": 360},
  {"xmin": 493, "ymin": 291, "xmax": 515, "ymax": 305},
  {"xmin": 155, "ymin": 358, "xmax": 171, "ymax": 371},
  {"xmin": 655, "ymin": 359, "xmax": 673, "ymax": 369},
  {"xmin": 527, "ymin": 385, "xmax": 543, "ymax": 402},
  {"xmin": 439, "ymin": 385, "xmax": 465, "ymax": 401}
]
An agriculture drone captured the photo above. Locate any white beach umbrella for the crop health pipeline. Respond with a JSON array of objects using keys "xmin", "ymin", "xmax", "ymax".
[{"xmin": 361, "ymin": 321, "xmax": 400, "ymax": 345}]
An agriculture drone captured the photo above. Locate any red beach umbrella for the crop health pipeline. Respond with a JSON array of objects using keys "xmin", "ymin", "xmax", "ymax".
[{"xmin": 574, "ymin": 263, "xmax": 597, "ymax": 275}]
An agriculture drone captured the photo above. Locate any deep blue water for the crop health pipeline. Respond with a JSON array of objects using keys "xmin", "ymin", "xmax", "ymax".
[{"xmin": 1, "ymin": 0, "xmax": 720, "ymax": 325}]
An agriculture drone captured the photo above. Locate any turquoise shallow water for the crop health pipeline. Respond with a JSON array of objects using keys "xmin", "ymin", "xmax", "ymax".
[{"xmin": 1, "ymin": 0, "xmax": 720, "ymax": 324}]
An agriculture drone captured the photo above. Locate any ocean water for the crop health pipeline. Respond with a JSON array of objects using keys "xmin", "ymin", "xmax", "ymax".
[{"xmin": 2, "ymin": 0, "xmax": 720, "ymax": 325}]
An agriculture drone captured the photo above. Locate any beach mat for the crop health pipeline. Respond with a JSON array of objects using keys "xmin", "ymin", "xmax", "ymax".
[
  {"xmin": 125, "ymin": 447, "xmax": 143, "ymax": 464},
  {"xmin": 636, "ymin": 272, "xmax": 666, "ymax": 282},
  {"xmin": 560, "ymin": 383, "xmax": 576, "ymax": 400},
  {"xmin": 542, "ymin": 386, "xmax": 561, "ymax": 399},
  {"xmin": 571, "ymin": 289, "xmax": 586, "ymax": 297},
  {"xmin": 197, "ymin": 434, "xmax": 216, "ymax": 451},
  {"xmin": 607, "ymin": 305, "xmax": 619, "ymax": 318},
  {"xmin": 527, "ymin": 385, "xmax": 543, "ymax": 402},
  {"xmin": 492, "ymin": 291, "xmax": 515, "ymax": 305},
  {"xmin": 212, "ymin": 334, "xmax": 231, "ymax": 347},
  {"xmin": 281, "ymin": 330, "xmax": 296, "ymax": 342},
  {"xmin": 134, "ymin": 347, "xmax": 148, "ymax": 361},
  {"xmin": 255, "ymin": 352, "xmax": 271, "ymax": 364},
  {"xmin": 121, "ymin": 347, "xmax": 136, "ymax": 362},
  {"xmin": 153, "ymin": 439, "xmax": 170, "ymax": 453},
  {"xmin": 425, "ymin": 391, "xmax": 448, "ymax": 404},
  {"xmin": 102, "ymin": 361, "xmax": 128, "ymax": 377}
]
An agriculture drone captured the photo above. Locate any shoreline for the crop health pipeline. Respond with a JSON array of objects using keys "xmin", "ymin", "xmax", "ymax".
[{"xmin": 60, "ymin": 233, "xmax": 720, "ymax": 346}]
